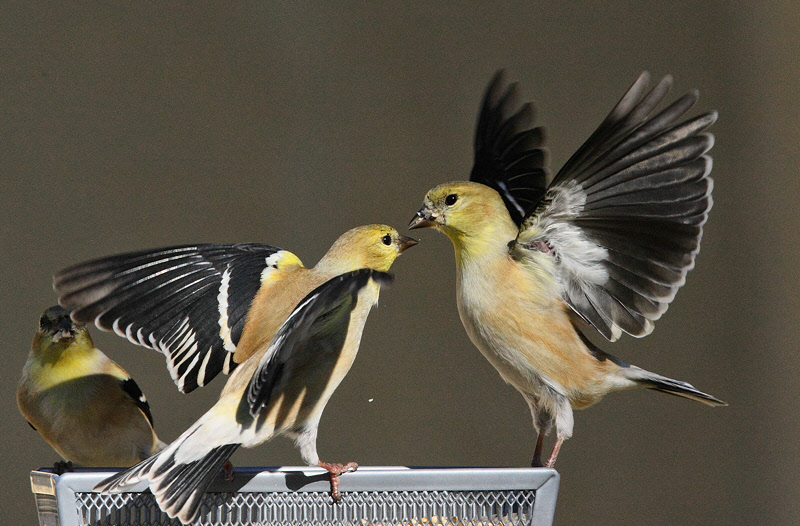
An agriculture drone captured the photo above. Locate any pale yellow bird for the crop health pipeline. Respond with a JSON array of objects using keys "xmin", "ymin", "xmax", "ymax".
[
  {"xmin": 96, "ymin": 268, "xmax": 394, "ymax": 524},
  {"xmin": 410, "ymin": 71, "xmax": 725, "ymax": 468},
  {"xmin": 18, "ymin": 306, "xmax": 165, "ymax": 469}
]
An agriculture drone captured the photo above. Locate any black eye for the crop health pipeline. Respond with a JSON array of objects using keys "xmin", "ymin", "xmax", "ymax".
[
  {"xmin": 445, "ymin": 194, "xmax": 458, "ymax": 206},
  {"xmin": 381, "ymin": 234, "xmax": 392, "ymax": 246}
]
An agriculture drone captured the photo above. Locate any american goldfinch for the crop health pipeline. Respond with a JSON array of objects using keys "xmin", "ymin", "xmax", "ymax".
[
  {"xmin": 54, "ymin": 225, "xmax": 417, "ymax": 393},
  {"xmin": 410, "ymin": 71, "xmax": 725, "ymax": 468},
  {"xmin": 95, "ymin": 268, "xmax": 394, "ymax": 524},
  {"xmin": 17, "ymin": 306, "xmax": 165, "ymax": 468}
]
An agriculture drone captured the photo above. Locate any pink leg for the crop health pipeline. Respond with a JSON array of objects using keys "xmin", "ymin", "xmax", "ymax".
[
  {"xmin": 318, "ymin": 460, "xmax": 359, "ymax": 501},
  {"xmin": 545, "ymin": 437, "xmax": 565, "ymax": 468}
]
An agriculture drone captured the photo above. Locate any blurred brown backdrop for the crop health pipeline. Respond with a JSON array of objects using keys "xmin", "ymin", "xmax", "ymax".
[{"xmin": 2, "ymin": 2, "xmax": 798, "ymax": 524}]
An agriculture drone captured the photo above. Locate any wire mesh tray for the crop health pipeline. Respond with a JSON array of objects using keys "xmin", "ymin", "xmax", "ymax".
[{"xmin": 30, "ymin": 466, "xmax": 559, "ymax": 526}]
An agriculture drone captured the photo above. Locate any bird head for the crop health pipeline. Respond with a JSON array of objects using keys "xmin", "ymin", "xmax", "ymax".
[
  {"xmin": 38, "ymin": 306, "xmax": 81, "ymax": 342},
  {"xmin": 33, "ymin": 306, "xmax": 92, "ymax": 354},
  {"xmin": 316, "ymin": 224, "xmax": 418, "ymax": 274},
  {"xmin": 409, "ymin": 181, "xmax": 517, "ymax": 249}
]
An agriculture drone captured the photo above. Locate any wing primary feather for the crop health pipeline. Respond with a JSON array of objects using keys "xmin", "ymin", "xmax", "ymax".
[
  {"xmin": 521, "ymin": 73, "xmax": 716, "ymax": 340},
  {"xmin": 470, "ymin": 70, "xmax": 548, "ymax": 225}
]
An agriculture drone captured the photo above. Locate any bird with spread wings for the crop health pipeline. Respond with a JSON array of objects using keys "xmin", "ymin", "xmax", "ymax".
[{"xmin": 410, "ymin": 71, "xmax": 725, "ymax": 467}]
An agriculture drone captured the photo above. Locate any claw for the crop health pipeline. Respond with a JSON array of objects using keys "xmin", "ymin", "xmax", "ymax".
[{"xmin": 317, "ymin": 460, "xmax": 358, "ymax": 501}]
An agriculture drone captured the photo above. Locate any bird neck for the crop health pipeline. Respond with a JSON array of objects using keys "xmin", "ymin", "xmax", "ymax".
[
  {"xmin": 448, "ymin": 216, "xmax": 518, "ymax": 264},
  {"xmin": 26, "ymin": 334, "xmax": 105, "ymax": 390},
  {"xmin": 314, "ymin": 250, "xmax": 393, "ymax": 274},
  {"xmin": 313, "ymin": 255, "xmax": 358, "ymax": 275}
]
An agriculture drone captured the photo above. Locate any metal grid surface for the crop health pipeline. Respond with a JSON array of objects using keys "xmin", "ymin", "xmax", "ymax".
[{"xmin": 30, "ymin": 466, "xmax": 559, "ymax": 526}]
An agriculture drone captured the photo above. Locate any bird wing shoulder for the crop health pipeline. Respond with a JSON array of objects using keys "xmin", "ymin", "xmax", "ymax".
[{"xmin": 231, "ymin": 267, "xmax": 325, "ymax": 365}]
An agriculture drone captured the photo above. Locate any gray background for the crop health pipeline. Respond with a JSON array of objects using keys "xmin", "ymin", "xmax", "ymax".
[{"xmin": 2, "ymin": 3, "xmax": 797, "ymax": 525}]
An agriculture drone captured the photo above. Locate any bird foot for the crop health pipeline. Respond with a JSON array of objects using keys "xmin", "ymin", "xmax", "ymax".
[
  {"xmin": 221, "ymin": 460, "xmax": 235, "ymax": 482},
  {"xmin": 53, "ymin": 461, "xmax": 74, "ymax": 475},
  {"xmin": 317, "ymin": 460, "xmax": 358, "ymax": 501}
]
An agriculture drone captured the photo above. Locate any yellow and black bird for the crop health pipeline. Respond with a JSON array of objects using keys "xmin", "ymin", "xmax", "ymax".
[
  {"xmin": 53, "ymin": 225, "xmax": 416, "ymax": 522},
  {"xmin": 18, "ymin": 306, "xmax": 165, "ymax": 469},
  {"xmin": 96, "ymin": 269, "xmax": 394, "ymax": 523},
  {"xmin": 410, "ymin": 71, "xmax": 725, "ymax": 468}
]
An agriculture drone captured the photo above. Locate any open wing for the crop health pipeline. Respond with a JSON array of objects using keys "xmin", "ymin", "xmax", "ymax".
[
  {"xmin": 247, "ymin": 269, "xmax": 392, "ymax": 417},
  {"xmin": 514, "ymin": 73, "xmax": 716, "ymax": 341},
  {"xmin": 470, "ymin": 70, "xmax": 548, "ymax": 226},
  {"xmin": 54, "ymin": 243, "xmax": 298, "ymax": 392}
]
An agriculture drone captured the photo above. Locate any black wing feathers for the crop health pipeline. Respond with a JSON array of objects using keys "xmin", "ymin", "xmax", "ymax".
[
  {"xmin": 534, "ymin": 72, "xmax": 716, "ymax": 340},
  {"xmin": 54, "ymin": 243, "xmax": 284, "ymax": 392},
  {"xmin": 120, "ymin": 377, "xmax": 155, "ymax": 427},
  {"xmin": 470, "ymin": 70, "xmax": 548, "ymax": 225},
  {"xmin": 247, "ymin": 269, "xmax": 393, "ymax": 418}
]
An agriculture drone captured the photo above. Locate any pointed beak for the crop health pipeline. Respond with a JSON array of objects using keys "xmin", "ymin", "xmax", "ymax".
[
  {"xmin": 52, "ymin": 329, "xmax": 75, "ymax": 343},
  {"xmin": 397, "ymin": 235, "xmax": 419, "ymax": 253},
  {"xmin": 408, "ymin": 207, "xmax": 437, "ymax": 230},
  {"xmin": 42, "ymin": 314, "xmax": 77, "ymax": 343}
]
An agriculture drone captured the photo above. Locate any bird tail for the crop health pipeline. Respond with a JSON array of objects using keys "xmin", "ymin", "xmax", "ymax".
[
  {"xmin": 95, "ymin": 421, "xmax": 240, "ymax": 524},
  {"xmin": 625, "ymin": 367, "xmax": 727, "ymax": 407}
]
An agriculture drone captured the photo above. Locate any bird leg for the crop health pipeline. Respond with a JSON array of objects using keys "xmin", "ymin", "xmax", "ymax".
[
  {"xmin": 317, "ymin": 460, "xmax": 358, "ymax": 501},
  {"xmin": 545, "ymin": 436, "xmax": 565, "ymax": 468},
  {"xmin": 220, "ymin": 460, "xmax": 235, "ymax": 482},
  {"xmin": 531, "ymin": 432, "xmax": 546, "ymax": 467}
]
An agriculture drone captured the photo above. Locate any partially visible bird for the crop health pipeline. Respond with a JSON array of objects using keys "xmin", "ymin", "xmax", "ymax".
[
  {"xmin": 410, "ymin": 71, "xmax": 726, "ymax": 468},
  {"xmin": 96, "ymin": 268, "xmax": 395, "ymax": 524},
  {"xmin": 17, "ymin": 306, "xmax": 165, "ymax": 469},
  {"xmin": 53, "ymin": 225, "xmax": 417, "ymax": 393}
]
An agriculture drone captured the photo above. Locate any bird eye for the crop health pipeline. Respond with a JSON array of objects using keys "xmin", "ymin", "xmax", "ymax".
[
  {"xmin": 381, "ymin": 234, "xmax": 392, "ymax": 246},
  {"xmin": 445, "ymin": 194, "xmax": 458, "ymax": 206}
]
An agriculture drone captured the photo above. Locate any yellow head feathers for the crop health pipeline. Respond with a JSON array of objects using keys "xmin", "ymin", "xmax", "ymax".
[
  {"xmin": 409, "ymin": 182, "xmax": 518, "ymax": 250},
  {"xmin": 315, "ymin": 224, "xmax": 418, "ymax": 274}
]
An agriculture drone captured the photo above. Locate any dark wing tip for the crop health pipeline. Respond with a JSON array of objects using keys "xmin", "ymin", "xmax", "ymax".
[
  {"xmin": 470, "ymin": 71, "xmax": 549, "ymax": 225},
  {"xmin": 120, "ymin": 377, "xmax": 155, "ymax": 427}
]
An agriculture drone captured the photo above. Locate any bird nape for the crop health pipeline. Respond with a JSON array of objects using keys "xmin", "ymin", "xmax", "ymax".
[{"xmin": 410, "ymin": 70, "xmax": 725, "ymax": 468}]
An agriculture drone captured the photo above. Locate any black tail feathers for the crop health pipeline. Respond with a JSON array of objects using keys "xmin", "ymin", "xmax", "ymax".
[{"xmin": 639, "ymin": 373, "xmax": 726, "ymax": 407}]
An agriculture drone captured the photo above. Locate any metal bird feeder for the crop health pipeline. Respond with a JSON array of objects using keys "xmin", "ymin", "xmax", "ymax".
[{"xmin": 29, "ymin": 466, "xmax": 559, "ymax": 526}]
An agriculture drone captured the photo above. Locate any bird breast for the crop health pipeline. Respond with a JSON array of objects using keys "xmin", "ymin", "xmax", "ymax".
[{"xmin": 455, "ymin": 250, "xmax": 612, "ymax": 402}]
